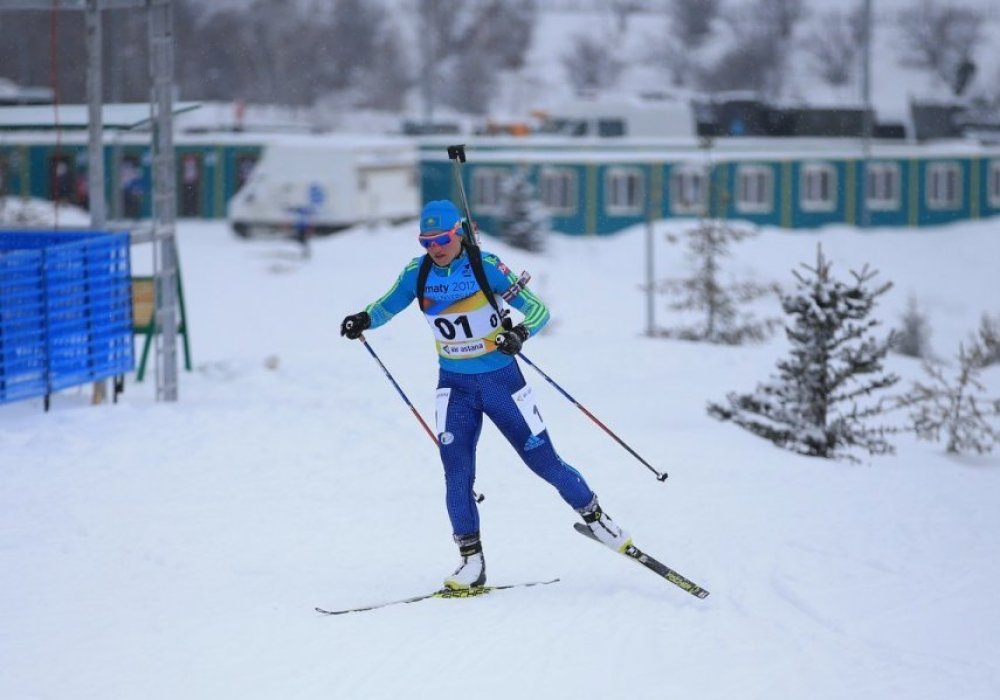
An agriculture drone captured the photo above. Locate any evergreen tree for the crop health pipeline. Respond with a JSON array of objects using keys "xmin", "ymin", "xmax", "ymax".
[
  {"xmin": 971, "ymin": 313, "xmax": 1000, "ymax": 368},
  {"xmin": 895, "ymin": 334, "xmax": 1000, "ymax": 455},
  {"xmin": 658, "ymin": 219, "xmax": 780, "ymax": 344},
  {"xmin": 708, "ymin": 244, "xmax": 899, "ymax": 461},
  {"xmin": 496, "ymin": 169, "xmax": 548, "ymax": 253},
  {"xmin": 892, "ymin": 295, "xmax": 933, "ymax": 359}
]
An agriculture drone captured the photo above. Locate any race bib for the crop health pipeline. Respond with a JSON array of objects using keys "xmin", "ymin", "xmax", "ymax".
[
  {"xmin": 512, "ymin": 384, "xmax": 546, "ymax": 436},
  {"xmin": 428, "ymin": 306, "xmax": 501, "ymax": 343},
  {"xmin": 426, "ymin": 296, "xmax": 502, "ymax": 360},
  {"xmin": 435, "ymin": 388, "xmax": 452, "ymax": 443}
]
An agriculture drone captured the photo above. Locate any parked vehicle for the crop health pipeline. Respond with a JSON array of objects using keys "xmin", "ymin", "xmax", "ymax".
[
  {"xmin": 536, "ymin": 92, "xmax": 696, "ymax": 139},
  {"xmin": 227, "ymin": 134, "xmax": 420, "ymax": 237}
]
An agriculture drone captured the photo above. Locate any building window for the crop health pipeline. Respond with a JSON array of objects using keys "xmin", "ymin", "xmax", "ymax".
[
  {"xmin": 472, "ymin": 168, "xmax": 506, "ymax": 213},
  {"xmin": 669, "ymin": 165, "xmax": 707, "ymax": 215},
  {"xmin": 598, "ymin": 119, "xmax": 625, "ymax": 137},
  {"xmin": 539, "ymin": 168, "xmax": 577, "ymax": 215},
  {"xmin": 989, "ymin": 160, "xmax": 1000, "ymax": 209},
  {"xmin": 926, "ymin": 162, "xmax": 962, "ymax": 210},
  {"xmin": 800, "ymin": 162, "xmax": 837, "ymax": 212},
  {"xmin": 735, "ymin": 165, "xmax": 773, "ymax": 214},
  {"xmin": 605, "ymin": 167, "xmax": 644, "ymax": 215},
  {"xmin": 866, "ymin": 162, "xmax": 901, "ymax": 211},
  {"xmin": 235, "ymin": 154, "xmax": 259, "ymax": 190}
]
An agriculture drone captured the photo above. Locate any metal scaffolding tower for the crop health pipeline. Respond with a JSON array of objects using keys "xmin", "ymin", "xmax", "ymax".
[
  {"xmin": 2, "ymin": 0, "xmax": 180, "ymax": 401},
  {"xmin": 147, "ymin": 0, "xmax": 179, "ymax": 401}
]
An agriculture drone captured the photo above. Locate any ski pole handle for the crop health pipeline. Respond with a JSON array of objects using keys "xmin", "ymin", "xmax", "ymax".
[{"xmin": 447, "ymin": 144, "xmax": 481, "ymax": 247}]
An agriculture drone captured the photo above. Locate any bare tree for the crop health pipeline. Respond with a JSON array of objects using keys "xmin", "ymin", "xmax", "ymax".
[
  {"xmin": 415, "ymin": 0, "xmax": 537, "ymax": 114},
  {"xmin": 803, "ymin": 5, "xmax": 866, "ymax": 88},
  {"xmin": 648, "ymin": 41, "xmax": 695, "ymax": 87},
  {"xmin": 897, "ymin": 0, "xmax": 984, "ymax": 95},
  {"xmin": 562, "ymin": 33, "xmax": 625, "ymax": 92},
  {"xmin": 357, "ymin": 24, "xmax": 413, "ymax": 111},
  {"xmin": 609, "ymin": 0, "xmax": 644, "ymax": 34},
  {"xmin": 698, "ymin": 27, "xmax": 784, "ymax": 96},
  {"xmin": 648, "ymin": 0, "xmax": 719, "ymax": 87},
  {"xmin": 314, "ymin": 0, "xmax": 412, "ymax": 109},
  {"xmin": 758, "ymin": 0, "xmax": 806, "ymax": 41},
  {"xmin": 0, "ymin": 11, "xmax": 86, "ymax": 100},
  {"xmin": 700, "ymin": 0, "xmax": 806, "ymax": 96},
  {"xmin": 185, "ymin": 0, "xmax": 318, "ymax": 105},
  {"xmin": 669, "ymin": 0, "xmax": 721, "ymax": 50},
  {"xmin": 439, "ymin": 48, "xmax": 497, "ymax": 114},
  {"xmin": 242, "ymin": 0, "xmax": 313, "ymax": 105}
]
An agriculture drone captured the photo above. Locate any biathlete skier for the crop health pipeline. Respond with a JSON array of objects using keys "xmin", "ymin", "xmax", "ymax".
[{"xmin": 340, "ymin": 200, "xmax": 631, "ymax": 590}]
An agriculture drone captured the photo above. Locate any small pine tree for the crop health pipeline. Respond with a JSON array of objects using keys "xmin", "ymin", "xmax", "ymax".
[
  {"xmin": 892, "ymin": 295, "xmax": 932, "ymax": 359},
  {"xmin": 497, "ymin": 168, "xmax": 548, "ymax": 253},
  {"xmin": 708, "ymin": 244, "xmax": 899, "ymax": 461},
  {"xmin": 971, "ymin": 313, "xmax": 1000, "ymax": 368},
  {"xmin": 658, "ymin": 219, "xmax": 780, "ymax": 344},
  {"xmin": 895, "ymin": 336, "xmax": 1000, "ymax": 455}
]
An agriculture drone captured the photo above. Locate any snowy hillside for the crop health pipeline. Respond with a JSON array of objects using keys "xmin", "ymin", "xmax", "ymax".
[
  {"xmin": 1, "ymin": 217, "xmax": 999, "ymax": 699},
  {"xmin": 178, "ymin": 0, "xmax": 1000, "ymax": 127},
  {"xmin": 497, "ymin": 0, "xmax": 1000, "ymax": 120}
]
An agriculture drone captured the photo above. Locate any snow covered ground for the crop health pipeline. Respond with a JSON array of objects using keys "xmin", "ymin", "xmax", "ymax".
[{"xmin": 2, "ymin": 215, "xmax": 1000, "ymax": 699}]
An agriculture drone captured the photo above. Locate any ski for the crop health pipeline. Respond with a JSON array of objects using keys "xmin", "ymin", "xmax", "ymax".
[
  {"xmin": 315, "ymin": 578, "xmax": 560, "ymax": 616},
  {"xmin": 574, "ymin": 523, "xmax": 710, "ymax": 599}
]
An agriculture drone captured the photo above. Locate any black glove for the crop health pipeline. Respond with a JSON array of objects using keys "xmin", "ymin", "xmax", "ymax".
[
  {"xmin": 494, "ymin": 324, "xmax": 530, "ymax": 356},
  {"xmin": 340, "ymin": 311, "xmax": 371, "ymax": 339}
]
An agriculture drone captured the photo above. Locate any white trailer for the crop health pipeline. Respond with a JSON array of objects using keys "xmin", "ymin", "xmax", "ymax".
[{"xmin": 227, "ymin": 134, "xmax": 420, "ymax": 236}]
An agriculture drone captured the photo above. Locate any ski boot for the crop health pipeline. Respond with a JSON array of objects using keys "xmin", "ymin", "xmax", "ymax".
[
  {"xmin": 444, "ymin": 533, "xmax": 486, "ymax": 590},
  {"xmin": 577, "ymin": 495, "xmax": 633, "ymax": 553}
]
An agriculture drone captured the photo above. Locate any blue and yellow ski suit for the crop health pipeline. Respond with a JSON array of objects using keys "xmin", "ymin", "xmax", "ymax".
[{"xmin": 365, "ymin": 247, "xmax": 594, "ymax": 537}]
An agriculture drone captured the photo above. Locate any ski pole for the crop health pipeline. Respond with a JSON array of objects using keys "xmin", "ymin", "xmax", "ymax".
[
  {"xmin": 444, "ymin": 144, "xmax": 664, "ymax": 482},
  {"xmin": 446, "ymin": 144, "xmax": 480, "ymax": 246},
  {"xmin": 517, "ymin": 353, "xmax": 669, "ymax": 483},
  {"xmin": 357, "ymin": 335, "xmax": 485, "ymax": 502},
  {"xmin": 359, "ymin": 334, "xmax": 437, "ymax": 443}
]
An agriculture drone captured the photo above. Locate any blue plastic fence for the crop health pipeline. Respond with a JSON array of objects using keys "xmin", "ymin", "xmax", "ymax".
[{"xmin": 0, "ymin": 230, "xmax": 134, "ymax": 406}]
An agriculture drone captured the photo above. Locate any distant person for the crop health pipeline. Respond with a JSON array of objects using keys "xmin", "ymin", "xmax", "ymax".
[
  {"xmin": 120, "ymin": 159, "xmax": 145, "ymax": 219},
  {"xmin": 53, "ymin": 160, "xmax": 73, "ymax": 203},
  {"xmin": 339, "ymin": 200, "xmax": 632, "ymax": 590},
  {"xmin": 75, "ymin": 172, "xmax": 89, "ymax": 210},
  {"xmin": 180, "ymin": 155, "xmax": 200, "ymax": 217},
  {"xmin": 288, "ymin": 205, "xmax": 313, "ymax": 259}
]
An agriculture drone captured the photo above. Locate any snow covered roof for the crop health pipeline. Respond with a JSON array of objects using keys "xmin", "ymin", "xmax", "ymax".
[
  {"xmin": 418, "ymin": 136, "xmax": 1000, "ymax": 164},
  {"xmin": 0, "ymin": 102, "xmax": 201, "ymax": 131}
]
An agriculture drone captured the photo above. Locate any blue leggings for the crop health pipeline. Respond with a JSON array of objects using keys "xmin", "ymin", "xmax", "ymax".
[{"xmin": 436, "ymin": 361, "xmax": 594, "ymax": 537}]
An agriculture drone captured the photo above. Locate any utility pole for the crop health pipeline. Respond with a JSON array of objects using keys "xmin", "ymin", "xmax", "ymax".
[
  {"xmin": 148, "ymin": 0, "xmax": 180, "ymax": 402},
  {"xmin": 860, "ymin": 0, "xmax": 873, "ymax": 229},
  {"xmin": 86, "ymin": 0, "xmax": 109, "ymax": 404}
]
